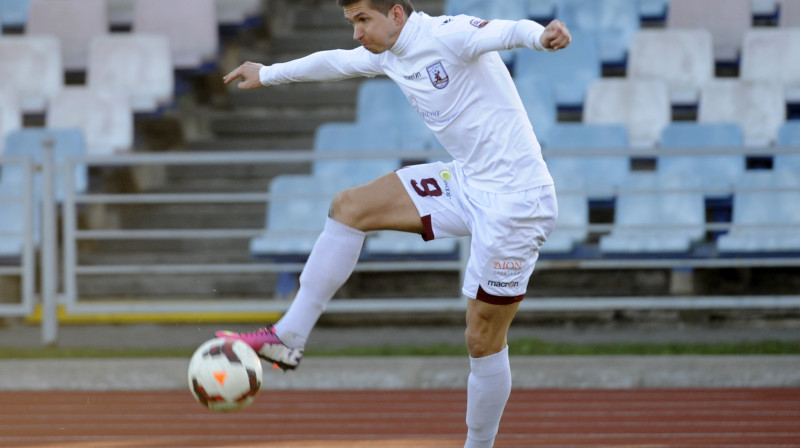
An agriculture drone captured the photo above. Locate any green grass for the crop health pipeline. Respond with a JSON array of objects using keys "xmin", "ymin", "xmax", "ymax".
[{"xmin": 1, "ymin": 339, "xmax": 798, "ymax": 358}]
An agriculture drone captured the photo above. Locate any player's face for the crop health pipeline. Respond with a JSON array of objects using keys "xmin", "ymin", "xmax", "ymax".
[{"xmin": 343, "ymin": 1, "xmax": 404, "ymax": 54}]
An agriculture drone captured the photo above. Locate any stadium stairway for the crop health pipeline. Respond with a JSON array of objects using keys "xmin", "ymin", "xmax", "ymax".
[{"xmin": 75, "ymin": 1, "xmax": 448, "ymax": 301}]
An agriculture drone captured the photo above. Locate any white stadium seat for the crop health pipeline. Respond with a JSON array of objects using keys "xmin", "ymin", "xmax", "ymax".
[
  {"xmin": 87, "ymin": 34, "xmax": 174, "ymax": 113},
  {"xmin": 0, "ymin": 35, "xmax": 63, "ymax": 113},
  {"xmin": 25, "ymin": 0, "xmax": 108, "ymax": 72}
]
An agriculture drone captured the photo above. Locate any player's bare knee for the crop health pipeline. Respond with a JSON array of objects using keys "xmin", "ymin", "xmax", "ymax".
[
  {"xmin": 329, "ymin": 188, "xmax": 366, "ymax": 230},
  {"xmin": 465, "ymin": 325, "xmax": 501, "ymax": 358}
]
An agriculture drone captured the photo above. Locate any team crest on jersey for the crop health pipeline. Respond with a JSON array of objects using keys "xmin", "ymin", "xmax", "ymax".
[
  {"xmin": 426, "ymin": 61, "xmax": 449, "ymax": 89},
  {"xmin": 470, "ymin": 18, "xmax": 490, "ymax": 28}
]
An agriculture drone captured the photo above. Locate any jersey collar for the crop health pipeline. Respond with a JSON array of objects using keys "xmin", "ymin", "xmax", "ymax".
[{"xmin": 390, "ymin": 11, "xmax": 420, "ymax": 57}]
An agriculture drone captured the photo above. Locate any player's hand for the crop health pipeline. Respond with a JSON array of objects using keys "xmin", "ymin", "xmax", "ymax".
[
  {"xmin": 223, "ymin": 61, "xmax": 265, "ymax": 90},
  {"xmin": 539, "ymin": 19, "xmax": 571, "ymax": 51}
]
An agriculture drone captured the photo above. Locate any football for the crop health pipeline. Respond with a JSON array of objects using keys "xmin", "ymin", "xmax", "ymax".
[{"xmin": 188, "ymin": 337, "xmax": 263, "ymax": 412}]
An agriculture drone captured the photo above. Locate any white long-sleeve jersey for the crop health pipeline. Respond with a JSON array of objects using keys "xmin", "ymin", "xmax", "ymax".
[{"xmin": 259, "ymin": 11, "xmax": 553, "ymax": 193}]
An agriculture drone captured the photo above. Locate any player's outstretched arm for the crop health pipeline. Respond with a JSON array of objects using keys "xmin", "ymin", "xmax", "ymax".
[
  {"xmin": 223, "ymin": 61, "xmax": 265, "ymax": 90},
  {"xmin": 539, "ymin": 20, "xmax": 571, "ymax": 51}
]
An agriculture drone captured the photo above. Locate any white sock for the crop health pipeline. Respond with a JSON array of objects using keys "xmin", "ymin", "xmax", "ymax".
[
  {"xmin": 274, "ymin": 218, "xmax": 365, "ymax": 349},
  {"xmin": 464, "ymin": 346, "xmax": 512, "ymax": 448}
]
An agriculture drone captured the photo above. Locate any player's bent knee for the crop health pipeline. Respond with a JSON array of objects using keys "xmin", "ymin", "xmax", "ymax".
[{"xmin": 329, "ymin": 188, "xmax": 365, "ymax": 229}]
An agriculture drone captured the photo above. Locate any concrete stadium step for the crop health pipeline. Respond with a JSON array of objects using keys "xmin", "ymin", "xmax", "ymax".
[
  {"xmin": 208, "ymin": 106, "xmax": 355, "ymax": 138},
  {"xmin": 108, "ymin": 203, "xmax": 265, "ymax": 230},
  {"xmin": 187, "ymin": 136, "xmax": 315, "ymax": 151},
  {"xmin": 227, "ymin": 79, "xmax": 362, "ymax": 109},
  {"xmin": 76, "ymin": 272, "xmax": 277, "ymax": 299}
]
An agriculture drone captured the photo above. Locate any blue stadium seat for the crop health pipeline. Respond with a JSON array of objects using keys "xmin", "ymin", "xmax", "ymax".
[
  {"xmin": 545, "ymin": 123, "xmax": 629, "ymax": 199},
  {"xmin": 658, "ymin": 122, "xmax": 745, "ymax": 196},
  {"xmin": 775, "ymin": 122, "xmax": 800, "ymax": 172},
  {"xmin": 0, "ymin": 89, "xmax": 22, "ymax": 154},
  {"xmin": 365, "ymin": 231, "xmax": 460, "ymax": 258},
  {"xmin": 539, "ymin": 177, "xmax": 589, "ymax": 254},
  {"xmin": 527, "ymin": 0, "xmax": 557, "ymax": 20},
  {"xmin": 717, "ymin": 170, "xmax": 800, "ymax": 253},
  {"xmin": 2, "ymin": 128, "xmax": 88, "ymax": 202},
  {"xmin": 443, "ymin": 0, "xmax": 528, "ymax": 65},
  {"xmin": 599, "ymin": 172, "xmax": 706, "ymax": 254},
  {"xmin": 555, "ymin": 0, "xmax": 640, "ymax": 65},
  {"xmin": 514, "ymin": 76, "xmax": 557, "ymax": 147},
  {"xmin": 0, "ymin": 0, "xmax": 33, "ymax": 28},
  {"xmin": 250, "ymin": 175, "xmax": 359, "ymax": 297},
  {"xmin": 312, "ymin": 121, "xmax": 401, "ymax": 183},
  {"xmin": 639, "ymin": 0, "xmax": 671, "ymax": 21},
  {"xmin": 356, "ymin": 79, "xmax": 419, "ymax": 127},
  {"xmin": 513, "ymin": 29, "xmax": 601, "ymax": 108},
  {"xmin": 0, "ymin": 181, "xmax": 29, "ymax": 259}
]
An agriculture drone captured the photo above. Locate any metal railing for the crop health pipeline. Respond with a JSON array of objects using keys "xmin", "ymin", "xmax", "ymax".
[{"xmin": 2, "ymin": 146, "xmax": 800, "ymax": 343}]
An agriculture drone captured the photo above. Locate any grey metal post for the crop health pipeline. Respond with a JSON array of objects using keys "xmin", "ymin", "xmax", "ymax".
[
  {"xmin": 41, "ymin": 137, "xmax": 58, "ymax": 345},
  {"xmin": 22, "ymin": 159, "xmax": 35, "ymax": 314}
]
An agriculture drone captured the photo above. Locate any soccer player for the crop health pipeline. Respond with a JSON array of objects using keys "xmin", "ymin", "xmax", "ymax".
[{"xmin": 218, "ymin": 1, "xmax": 570, "ymax": 446}]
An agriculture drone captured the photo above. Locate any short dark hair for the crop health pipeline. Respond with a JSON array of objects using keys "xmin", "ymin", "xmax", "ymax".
[{"xmin": 337, "ymin": 0, "xmax": 414, "ymax": 17}]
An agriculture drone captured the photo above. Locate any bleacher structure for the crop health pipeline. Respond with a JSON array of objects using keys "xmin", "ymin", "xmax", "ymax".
[{"xmin": 1, "ymin": 0, "xmax": 800, "ymax": 340}]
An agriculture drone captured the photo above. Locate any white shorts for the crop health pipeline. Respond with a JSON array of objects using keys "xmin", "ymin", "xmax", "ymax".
[{"xmin": 395, "ymin": 161, "xmax": 558, "ymax": 304}]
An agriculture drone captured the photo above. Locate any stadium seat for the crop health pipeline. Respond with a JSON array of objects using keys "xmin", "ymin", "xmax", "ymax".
[
  {"xmin": 639, "ymin": 0, "xmax": 672, "ymax": 21},
  {"xmin": 443, "ymin": 0, "xmax": 528, "ymax": 65},
  {"xmin": 87, "ymin": 34, "xmax": 174, "ymax": 113},
  {"xmin": 599, "ymin": 172, "xmax": 706, "ymax": 254},
  {"xmin": 132, "ymin": 0, "xmax": 219, "ymax": 70},
  {"xmin": 312, "ymin": 121, "xmax": 402, "ymax": 183},
  {"xmin": 365, "ymin": 231, "xmax": 460, "ymax": 258},
  {"xmin": 2, "ymin": 128, "xmax": 88, "ymax": 202},
  {"xmin": 584, "ymin": 79, "xmax": 671, "ymax": 149},
  {"xmin": 0, "ymin": 182, "xmax": 28, "ymax": 259},
  {"xmin": 539, "ymin": 177, "xmax": 589, "ymax": 254},
  {"xmin": 740, "ymin": 29, "xmax": 800, "ymax": 103},
  {"xmin": 666, "ymin": 0, "xmax": 751, "ymax": 63},
  {"xmin": 216, "ymin": 0, "xmax": 263, "ymax": 27},
  {"xmin": 513, "ymin": 29, "xmax": 601, "ymax": 108},
  {"xmin": 108, "ymin": 0, "xmax": 134, "ymax": 28},
  {"xmin": 658, "ymin": 122, "xmax": 745, "ymax": 196},
  {"xmin": 555, "ymin": 0, "xmax": 640, "ymax": 65},
  {"xmin": 25, "ymin": 0, "xmax": 108, "ymax": 72},
  {"xmin": 514, "ymin": 76, "xmax": 557, "ymax": 147},
  {"xmin": 0, "ymin": 0, "xmax": 33, "ymax": 28},
  {"xmin": 627, "ymin": 29, "xmax": 714, "ymax": 105},
  {"xmin": 0, "ymin": 35, "xmax": 63, "ymax": 113},
  {"xmin": 752, "ymin": 0, "xmax": 782, "ymax": 18},
  {"xmin": 697, "ymin": 80, "xmax": 785, "ymax": 147},
  {"xmin": 46, "ymin": 88, "xmax": 134, "ymax": 156},
  {"xmin": 0, "ymin": 90, "xmax": 22, "ymax": 155},
  {"xmin": 717, "ymin": 170, "xmax": 800, "ymax": 253},
  {"xmin": 527, "ymin": 0, "xmax": 557, "ymax": 20},
  {"xmin": 780, "ymin": 0, "xmax": 800, "ymax": 26},
  {"xmin": 250, "ymin": 174, "xmax": 351, "ymax": 258},
  {"xmin": 774, "ymin": 122, "xmax": 800, "ymax": 172},
  {"xmin": 544, "ymin": 123, "xmax": 629, "ymax": 199},
  {"xmin": 356, "ymin": 79, "xmax": 419, "ymax": 128}
]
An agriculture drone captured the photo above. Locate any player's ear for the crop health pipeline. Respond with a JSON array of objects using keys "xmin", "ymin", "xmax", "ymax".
[{"xmin": 390, "ymin": 4, "xmax": 404, "ymax": 24}]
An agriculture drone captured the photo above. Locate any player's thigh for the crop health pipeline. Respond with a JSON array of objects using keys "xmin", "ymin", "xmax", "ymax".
[{"xmin": 331, "ymin": 171, "xmax": 424, "ymax": 233}]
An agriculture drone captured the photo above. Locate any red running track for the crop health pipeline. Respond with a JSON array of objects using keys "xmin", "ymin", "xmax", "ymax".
[{"xmin": 1, "ymin": 389, "xmax": 799, "ymax": 447}]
